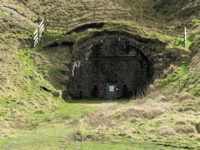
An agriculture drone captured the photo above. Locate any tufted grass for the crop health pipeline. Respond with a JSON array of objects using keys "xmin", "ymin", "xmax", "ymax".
[
  {"xmin": 0, "ymin": 7, "xmax": 7, "ymax": 16},
  {"xmin": 2, "ymin": 99, "xmax": 198, "ymax": 150}
]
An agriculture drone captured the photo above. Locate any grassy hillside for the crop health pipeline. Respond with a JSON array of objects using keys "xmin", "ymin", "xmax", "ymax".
[
  {"xmin": 181, "ymin": 19, "xmax": 200, "ymax": 95},
  {"xmin": 154, "ymin": 0, "xmax": 200, "ymax": 21},
  {"xmin": 0, "ymin": 4, "xmax": 62, "ymax": 133}
]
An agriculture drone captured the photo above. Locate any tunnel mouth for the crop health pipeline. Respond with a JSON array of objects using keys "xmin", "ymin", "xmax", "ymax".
[
  {"xmin": 40, "ymin": 23, "xmax": 190, "ymax": 100},
  {"xmin": 69, "ymin": 36, "xmax": 153, "ymax": 99}
]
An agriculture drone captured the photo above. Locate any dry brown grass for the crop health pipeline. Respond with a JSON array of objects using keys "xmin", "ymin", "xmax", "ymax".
[
  {"xmin": 77, "ymin": 96, "xmax": 200, "ymax": 146},
  {"xmin": 195, "ymin": 122, "xmax": 200, "ymax": 133},
  {"xmin": 0, "ymin": 121, "xmax": 13, "ymax": 129},
  {"xmin": 173, "ymin": 125, "xmax": 195, "ymax": 134},
  {"xmin": 196, "ymin": 99, "xmax": 200, "ymax": 106},
  {"xmin": 35, "ymin": 108, "xmax": 47, "ymax": 114},
  {"xmin": 1, "ymin": 0, "xmax": 132, "ymax": 26},
  {"xmin": 82, "ymin": 103, "xmax": 119, "ymax": 129},
  {"xmin": 80, "ymin": 100, "xmax": 166, "ymax": 136},
  {"xmin": 118, "ymin": 106, "xmax": 164, "ymax": 120},
  {"xmin": 178, "ymin": 92, "xmax": 192, "ymax": 102},
  {"xmin": 172, "ymin": 118, "xmax": 196, "ymax": 134},
  {"xmin": 84, "ymin": 113, "xmax": 113, "ymax": 128},
  {"xmin": 155, "ymin": 95, "xmax": 169, "ymax": 102},
  {"xmin": 174, "ymin": 119, "xmax": 188, "ymax": 126},
  {"xmin": 159, "ymin": 125, "xmax": 176, "ymax": 136}
]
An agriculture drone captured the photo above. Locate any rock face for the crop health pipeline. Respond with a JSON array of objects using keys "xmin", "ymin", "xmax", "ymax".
[{"xmin": 69, "ymin": 37, "xmax": 153, "ymax": 99}]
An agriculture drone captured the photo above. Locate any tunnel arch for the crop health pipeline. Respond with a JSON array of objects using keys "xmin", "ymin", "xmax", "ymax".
[
  {"xmin": 69, "ymin": 32, "xmax": 156, "ymax": 99},
  {"xmin": 41, "ymin": 23, "xmax": 190, "ymax": 99},
  {"xmin": 72, "ymin": 30, "xmax": 160, "ymax": 61}
]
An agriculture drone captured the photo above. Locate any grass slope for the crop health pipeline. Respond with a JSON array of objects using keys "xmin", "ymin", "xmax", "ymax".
[{"xmin": 0, "ymin": 4, "xmax": 62, "ymax": 135}]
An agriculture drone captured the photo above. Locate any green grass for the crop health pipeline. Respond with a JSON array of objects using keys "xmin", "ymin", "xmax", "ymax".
[
  {"xmin": 0, "ymin": 100, "xmax": 104, "ymax": 150},
  {"xmin": 0, "ymin": 126, "xmax": 186, "ymax": 150},
  {"xmin": 32, "ymin": 43, "xmax": 71, "ymax": 90},
  {"xmin": 54, "ymin": 100, "xmax": 102, "ymax": 119},
  {"xmin": 158, "ymin": 63, "xmax": 189, "ymax": 93},
  {"xmin": 67, "ymin": 141, "xmax": 186, "ymax": 150},
  {"xmin": 0, "ymin": 125, "xmax": 74, "ymax": 150},
  {"xmin": 0, "ymin": 48, "xmax": 62, "ymax": 133},
  {"xmin": 1, "ymin": 99, "xmax": 192, "ymax": 150},
  {"xmin": 173, "ymin": 37, "xmax": 193, "ymax": 50},
  {"xmin": 0, "ymin": 7, "xmax": 7, "ymax": 16},
  {"xmin": 160, "ymin": 63, "xmax": 188, "ymax": 82},
  {"xmin": 16, "ymin": 50, "xmax": 57, "ymax": 92},
  {"xmin": 35, "ymin": 29, "xmax": 65, "ymax": 48}
]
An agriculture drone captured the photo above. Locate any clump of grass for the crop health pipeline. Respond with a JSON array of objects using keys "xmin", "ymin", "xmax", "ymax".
[
  {"xmin": 35, "ymin": 109, "xmax": 47, "ymax": 114},
  {"xmin": 117, "ymin": 106, "xmax": 164, "ymax": 120},
  {"xmin": 0, "ymin": 7, "xmax": 7, "ymax": 16},
  {"xmin": 85, "ymin": 113, "xmax": 113, "ymax": 128},
  {"xmin": 173, "ymin": 118, "xmax": 195, "ymax": 134},
  {"xmin": 159, "ymin": 125, "xmax": 176, "ymax": 136},
  {"xmin": 173, "ymin": 125, "xmax": 195, "ymax": 134},
  {"xmin": 155, "ymin": 95, "xmax": 168, "ymax": 102},
  {"xmin": 174, "ymin": 119, "xmax": 188, "ymax": 126},
  {"xmin": 195, "ymin": 122, "xmax": 200, "ymax": 134},
  {"xmin": 178, "ymin": 92, "xmax": 191, "ymax": 102}
]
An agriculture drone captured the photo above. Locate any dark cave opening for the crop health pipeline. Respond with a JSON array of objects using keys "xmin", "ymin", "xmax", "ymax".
[{"xmin": 69, "ymin": 37, "xmax": 153, "ymax": 99}]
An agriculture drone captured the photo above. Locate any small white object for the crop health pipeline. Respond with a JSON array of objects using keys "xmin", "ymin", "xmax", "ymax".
[
  {"xmin": 39, "ymin": 19, "xmax": 45, "ymax": 28},
  {"xmin": 109, "ymin": 86, "xmax": 114, "ymax": 92},
  {"xmin": 34, "ymin": 29, "xmax": 38, "ymax": 35},
  {"xmin": 72, "ymin": 61, "xmax": 81, "ymax": 76},
  {"xmin": 77, "ymin": 61, "xmax": 81, "ymax": 67},
  {"xmin": 33, "ymin": 34, "xmax": 38, "ymax": 40},
  {"xmin": 184, "ymin": 26, "xmax": 187, "ymax": 47},
  {"xmin": 34, "ymin": 37, "xmax": 38, "ymax": 44},
  {"xmin": 40, "ymin": 24, "xmax": 45, "ymax": 32},
  {"xmin": 33, "ymin": 19, "xmax": 45, "ymax": 47}
]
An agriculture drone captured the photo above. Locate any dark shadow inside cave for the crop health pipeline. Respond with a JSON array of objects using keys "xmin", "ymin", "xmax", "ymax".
[{"xmin": 69, "ymin": 38, "xmax": 153, "ymax": 99}]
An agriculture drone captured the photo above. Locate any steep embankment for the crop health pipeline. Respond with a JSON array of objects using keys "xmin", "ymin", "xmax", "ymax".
[
  {"xmin": 0, "ymin": 5, "xmax": 61, "ymax": 132},
  {"xmin": 1, "ymin": 0, "xmax": 133, "ymax": 27},
  {"xmin": 154, "ymin": 0, "xmax": 200, "ymax": 21},
  {"xmin": 181, "ymin": 19, "xmax": 200, "ymax": 95}
]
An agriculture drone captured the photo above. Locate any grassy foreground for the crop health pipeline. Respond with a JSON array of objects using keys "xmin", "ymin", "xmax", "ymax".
[{"xmin": 1, "ymin": 98, "xmax": 199, "ymax": 150}]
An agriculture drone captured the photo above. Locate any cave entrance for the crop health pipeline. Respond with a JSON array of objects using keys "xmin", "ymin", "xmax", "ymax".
[
  {"xmin": 69, "ymin": 38, "xmax": 153, "ymax": 99},
  {"xmin": 87, "ymin": 56, "xmax": 142, "ymax": 99}
]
